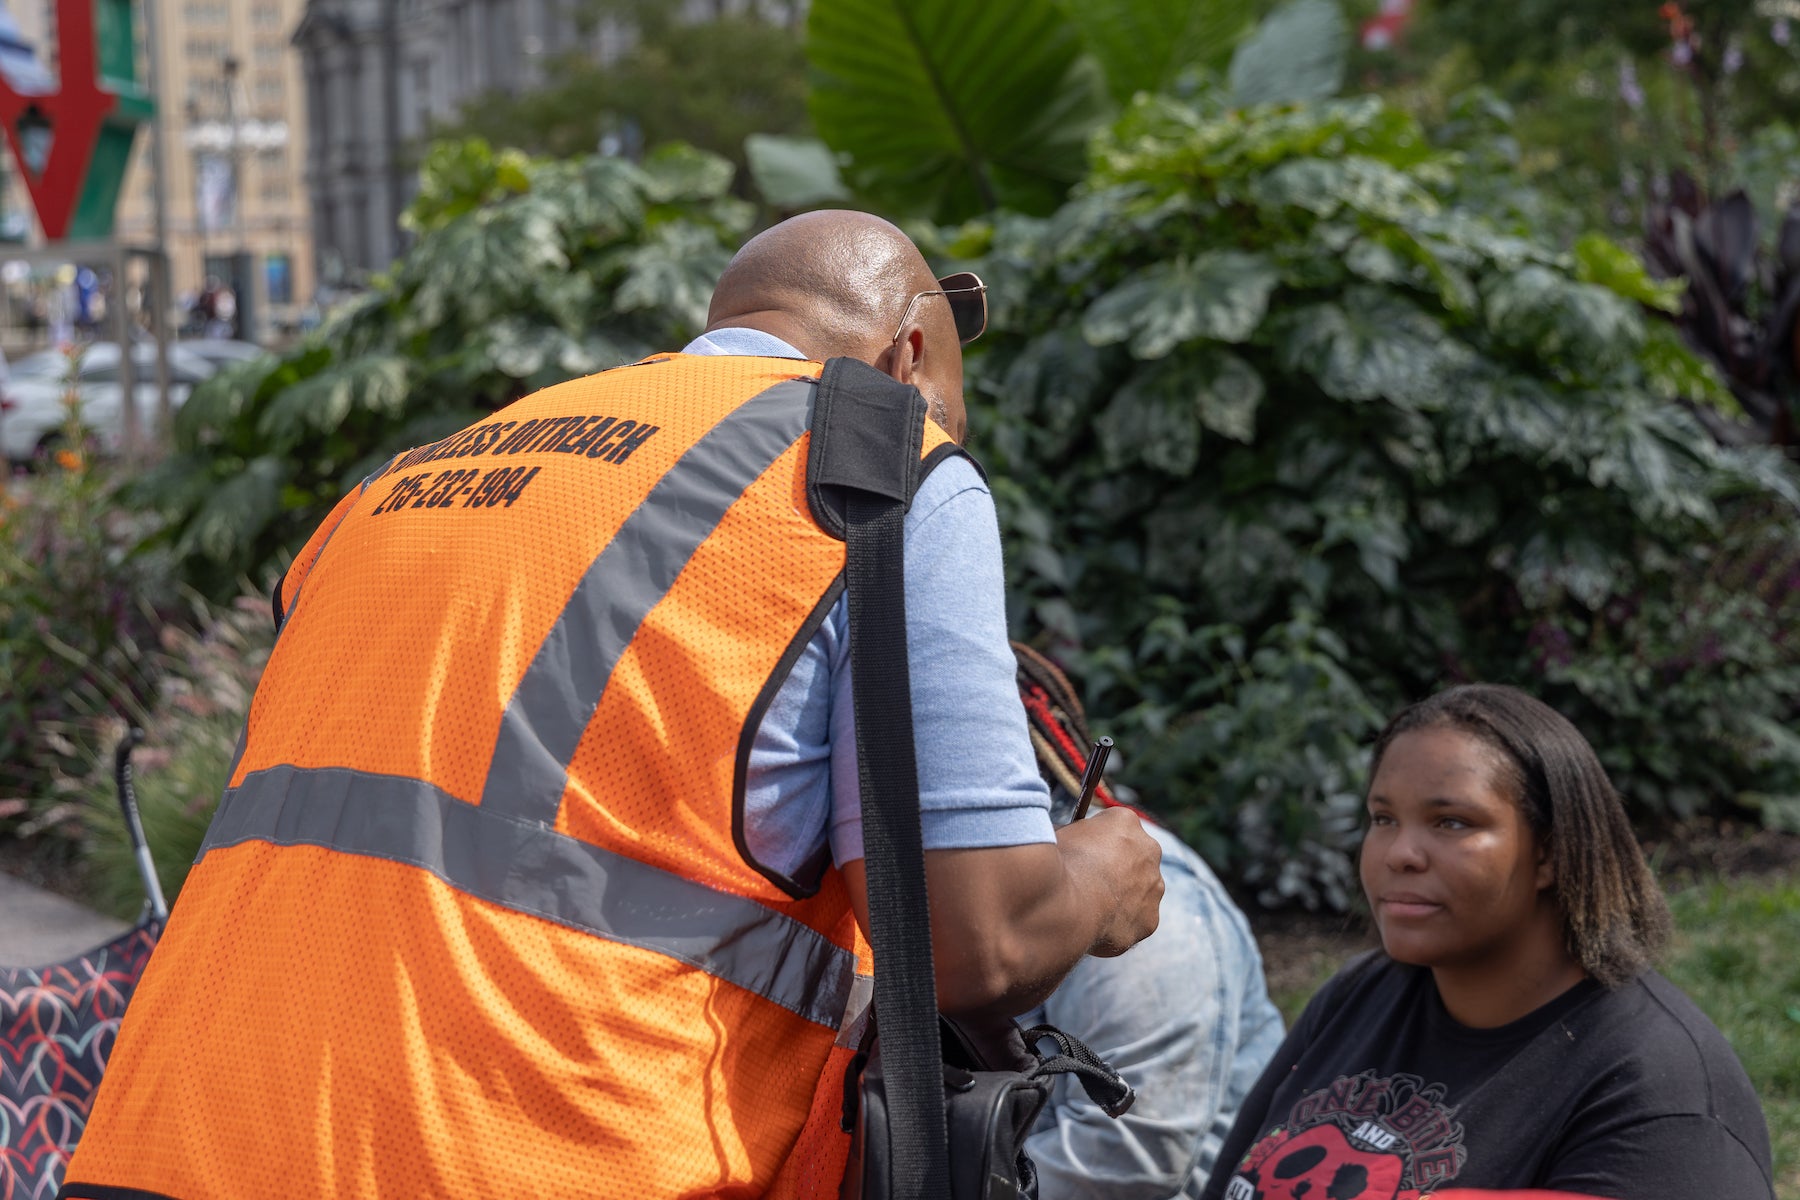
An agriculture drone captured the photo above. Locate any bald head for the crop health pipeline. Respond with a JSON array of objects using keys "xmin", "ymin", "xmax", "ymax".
[
  {"xmin": 706, "ymin": 210, "xmax": 937, "ymax": 359},
  {"xmin": 706, "ymin": 210, "xmax": 968, "ymax": 441}
]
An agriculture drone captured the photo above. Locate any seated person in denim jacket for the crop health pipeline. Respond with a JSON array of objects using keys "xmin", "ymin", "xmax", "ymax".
[{"xmin": 1011, "ymin": 644, "xmax": 1286, "ymax": 1199}]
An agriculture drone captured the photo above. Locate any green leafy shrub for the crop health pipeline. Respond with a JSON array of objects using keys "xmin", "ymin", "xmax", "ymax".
[
  {"xmin": 1527, "ymin": 503, "xmax": 1800, "ymax": 827},
  {"xmin": 1, "ymin": 358, "xmax": 174, "ymax": 814},
  {"xmin": 1116, "ymin": 608, "xmax": 1381, "ymax": 909},
  {"xmin": 957, "ymin": 91, "xmax": 1800, "ymax": 905},
  {"xmin": 136, "ymin": 140, "xmax": 755, "ymax": 596}
]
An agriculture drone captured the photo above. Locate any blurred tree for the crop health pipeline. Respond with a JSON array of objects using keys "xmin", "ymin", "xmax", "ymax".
[
  {"xmin": 1382, "ymin": 0, "xmax": 1800, "ymax": 228},
  {"xmin": 439, "ymin": 0, "xmax": 809, "ymax": 178},
  {"xmin": 1428, "ymin": 0, "xmax": 1688, "ymax": 68}
]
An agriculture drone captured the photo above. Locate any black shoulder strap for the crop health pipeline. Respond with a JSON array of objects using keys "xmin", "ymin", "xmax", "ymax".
[
  {"xmin": 806, "ymin": 354, "xmax": 928, "ymax": 538},
  {"xmin": 811, "ymin": 356, "xmax": 950, "ymax": 1199}
]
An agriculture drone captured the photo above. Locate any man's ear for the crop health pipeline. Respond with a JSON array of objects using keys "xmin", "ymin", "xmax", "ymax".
[{"xmin": 878, "ymin": 326, "xmax": 925, "ymax": 386}]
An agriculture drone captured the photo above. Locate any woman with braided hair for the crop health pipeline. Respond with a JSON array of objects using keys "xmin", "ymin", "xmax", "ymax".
[{"xmin": 1011, "ymin": 643, "xmax": 1286, "ymax": 1199}]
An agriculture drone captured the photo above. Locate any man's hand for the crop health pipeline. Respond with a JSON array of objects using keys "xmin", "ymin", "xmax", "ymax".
[
  {"xmin": 842, "ymin": 809, "xmax": 1165, "ymax": 1017},
  {"xmin": 1057, "ymin": 806, "xmax": 1165, "ymax": 957}
]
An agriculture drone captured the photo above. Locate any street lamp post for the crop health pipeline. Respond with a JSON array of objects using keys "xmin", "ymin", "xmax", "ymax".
[
  {"xmin": 222, "ymin": 54, "xmax": 246, "ymax": 340},
  {"xmin": 184, "ymin": 61, "xmax": 287, "ymax": 345},
  {"xmin": 142, "ymin": 0, "xmax": 173, "ymax": 433},
  {"xmin": 186, "ymin": 95, "xmax": 204, "ymax": 305}
]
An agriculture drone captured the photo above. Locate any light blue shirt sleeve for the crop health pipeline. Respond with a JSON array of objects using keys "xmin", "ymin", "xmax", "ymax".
[
  {"xmin": 1017, "ymin": 823, "xmax": 1286, "ymax": 1200},
  {"xmin": 824, "ymin": 459, "xmax": 1053, "ymax": 865},
  {"xmin": 684, "ymin": 328, "xmax": 1053, "ymax": 881}
]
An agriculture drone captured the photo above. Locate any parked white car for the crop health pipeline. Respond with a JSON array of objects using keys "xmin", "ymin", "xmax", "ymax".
[
  {"xmin": 0, "ymin": 342, "xmax": 217, "ymax": 465},
  {"xmin": 173, "ymin": 338, "xmax": 273, "ymax": 370}
]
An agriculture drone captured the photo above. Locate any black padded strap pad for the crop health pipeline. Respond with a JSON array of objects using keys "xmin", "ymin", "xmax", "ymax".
[{"xmin": 806, "ymin": 356, "xmax": 930, "ymax": 540}]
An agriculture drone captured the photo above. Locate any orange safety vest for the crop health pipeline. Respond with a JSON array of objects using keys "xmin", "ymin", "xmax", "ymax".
[{"xmin": 63, "ymin": 353, "xmax": 960, "ymax": 1199}]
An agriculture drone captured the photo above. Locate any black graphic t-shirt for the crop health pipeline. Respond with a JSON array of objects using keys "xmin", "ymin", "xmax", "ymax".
[{"xmin": 1199, "ymin": 953, "xmax": 1772, "ymax": 1200}]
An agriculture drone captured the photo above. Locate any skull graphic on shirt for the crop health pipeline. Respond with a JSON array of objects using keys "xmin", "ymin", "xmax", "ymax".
[{"xmin": 1230, "ymin": 1123, "xmax": 1408, "ymax": 1200}]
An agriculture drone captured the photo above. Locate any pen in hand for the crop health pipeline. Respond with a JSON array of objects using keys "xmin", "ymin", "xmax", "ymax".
[{"xmin": 1070, "ymin": 736, "xmax": 1113, "ymax": 823}]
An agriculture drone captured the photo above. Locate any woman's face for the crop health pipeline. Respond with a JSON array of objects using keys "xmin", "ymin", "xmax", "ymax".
[{"xmin": 1360, "ymin": 726, "xmax": 1557, "ymax": 973}]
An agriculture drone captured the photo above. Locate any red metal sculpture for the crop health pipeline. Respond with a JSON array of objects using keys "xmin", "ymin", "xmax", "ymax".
[{"xmin": 0, "ymin": 0, "xmax": 144, "ymax": 241}]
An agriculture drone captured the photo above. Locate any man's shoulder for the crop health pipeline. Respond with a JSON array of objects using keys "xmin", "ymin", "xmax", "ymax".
[
  {"xmin": 904, "ymin": 453, "xmax": 992, "ymax": 534},
  {"xmin": 1143, "ymin": 821, "xmax": 1217, "ymax": 882},
  {"xmin": 1142, "ymin": 823, "xmax": 1253, "ymax": 924}
]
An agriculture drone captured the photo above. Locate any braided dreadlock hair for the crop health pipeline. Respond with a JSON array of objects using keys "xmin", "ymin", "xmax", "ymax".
[{"xmin": 1012, "ymin": 642, "xmax": 1119, "ymax": 824}]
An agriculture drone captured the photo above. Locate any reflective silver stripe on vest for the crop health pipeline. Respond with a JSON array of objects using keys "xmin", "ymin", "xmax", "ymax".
[
  {"xmin": 201, "ymin": 763, "xmax": 856, "ymax": 1031},
  {"xmin": 480, "ymin": 377, "xmax": 815, "ymax": 825}
]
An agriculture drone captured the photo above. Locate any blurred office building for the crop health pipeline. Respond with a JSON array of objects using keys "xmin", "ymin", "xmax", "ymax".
[
  {"xmin": 293, "ymin": 0, "xmax": 620, "ymax": 282},
  {"xmin": 3, "ymin": 0, "xmax": 315, "ymax": 339},
  {"xmin": 298, "ymin": 0, "xmax": 651, "ymax": 278},
  {"xmin": 294, "ymin": 0, "xmax": 802, "ymax": 282}
]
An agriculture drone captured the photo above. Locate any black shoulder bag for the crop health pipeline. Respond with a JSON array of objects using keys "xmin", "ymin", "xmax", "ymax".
[{"xmin": 806, "ymin": 358, "xmax": 1135, "ymax": 1200}]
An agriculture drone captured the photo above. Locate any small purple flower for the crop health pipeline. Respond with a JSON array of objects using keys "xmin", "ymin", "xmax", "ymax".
[
  {"xmin": 1723, "ymin": 42, "xmax": 1745, "ymax": 74},
  {"xmin": 1672, "ymin": 38, "xmax": 1694, "ymax": 65},
  {"xmin": 1619, "ymin": 58, "xmax": 1646, "ymax": 109},
  {"xmin": 1775, "ymin": 18, "xmax": 1792, "ymax": 47}
]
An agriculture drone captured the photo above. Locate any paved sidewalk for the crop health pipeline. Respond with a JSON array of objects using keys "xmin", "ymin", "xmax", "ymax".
[{"xmin": 0, "ymin": 870, "xmax": 129, "ymax": 966}]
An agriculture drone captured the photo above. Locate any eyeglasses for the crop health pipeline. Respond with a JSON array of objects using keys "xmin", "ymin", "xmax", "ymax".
[{"xmin": 891, "ymin": 271, "xmax": 987, "ymax": 345}]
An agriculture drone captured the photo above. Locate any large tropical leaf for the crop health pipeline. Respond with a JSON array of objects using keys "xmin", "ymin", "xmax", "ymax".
[
  {"xmin": 1227, "ymin": 0, "xmax": 1348, "ymax": 109},
  {"xmin": 638, "ymin": 141, "xmax": 738, "ymax": 206},
  {"xmin": 1062, "ymin": 0, "xmax": 1257, "ymax": 103},
  {"xmin": 744, "ymin": 133, "xmax": 851, "ymax": 209},
  {"xmin": 402, "ymin": 138, "xmax": 533, "ymax": 235},
  {"xmin": 175, "ymin": 455, "xmax": 292, "ymax": 566},
  {"xmin": 606, "ymin": 221, "xmax": 735, "ymax": 335},
  {"xmin": 1250, "ymin": 157, "xmax": 1438, "ymax": 223},
  {"xmin": 254, "ymin": 355, "xmax": 411, "ymax": 454},
  {"xmin": 532, "ymin": 156, "xmax": 651, "ymax": 247},
  {"xmin": 398, "ymin": 201, "xmax": 570, "ymax": 334},
  {"xmin": 807, "ymin": 0, "xmax": 1111, "ymax": 223},
  {"xmin": 1482, "ymin": 265, "xmax": 1644, "ymax": 380},
  {"xmin": 1082, "ymin": 251, "xmax": 1280, "ymax": 357},
  {"xmin": 1270, "ymin": 287, "xmax": 1463, "ymax": 410}
]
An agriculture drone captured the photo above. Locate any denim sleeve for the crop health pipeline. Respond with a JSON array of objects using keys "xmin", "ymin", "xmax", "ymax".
[{"xmin": 1023, "ymin": 825, "xmax": 1285, "ymax": 1200}]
